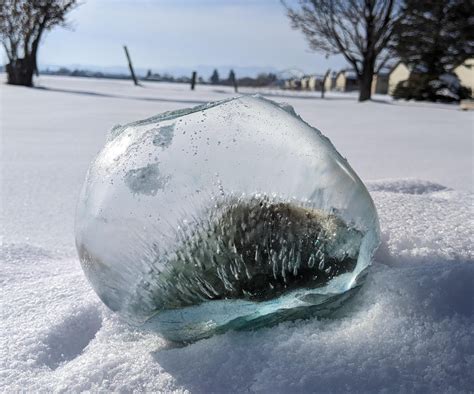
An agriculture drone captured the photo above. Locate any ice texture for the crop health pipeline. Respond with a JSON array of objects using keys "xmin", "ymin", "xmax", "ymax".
[{"xmin": 75, "ymin": 95, "xmax": 380, "ymax": 342}]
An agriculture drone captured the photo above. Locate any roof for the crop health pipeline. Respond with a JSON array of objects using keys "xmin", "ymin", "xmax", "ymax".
[
  {"xmin": 387, "ymin": 61, "xmax": 418, "ymax": 76},
  {"xmin": 336, "ymin": 69, "xmax": 358, "ymax": 79},
  {"xmin": 377, "ymin": 65, "xmax": 393, "ymax": 76}
]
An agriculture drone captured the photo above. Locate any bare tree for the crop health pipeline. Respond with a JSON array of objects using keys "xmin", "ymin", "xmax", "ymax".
[
  {"xmin": 283, "ymin": 0, "xmax": 402, "ymax": 101},
  {"xmin": 0, "ymin": 0, "xmax": 79, "ymax": 87}
]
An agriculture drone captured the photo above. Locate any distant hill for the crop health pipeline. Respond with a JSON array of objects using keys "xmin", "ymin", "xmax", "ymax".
[{"xmin": 38, "ymin": 64, "xmax": 279, "ymax": 79}]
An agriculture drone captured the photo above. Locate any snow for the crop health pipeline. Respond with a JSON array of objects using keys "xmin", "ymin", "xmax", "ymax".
[{"xmin": 1, "ymin": 75, "xmax": 473, "ymax": 392}]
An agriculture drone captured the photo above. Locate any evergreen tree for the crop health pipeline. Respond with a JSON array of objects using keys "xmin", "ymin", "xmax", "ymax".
[
  {"xmin": 210, "ymin": 69, "xmax": 220, "ymax": 84},
  {"xmin": 228, "ymin": 70, "xmax": 236, "ymax": 83},
  {"xmin": 228, "ymin": 69, "xmax": 238, "ymax": 92},
  {"xmin": 392, "ymin": 0, "xmax": 473, "ymax": 101}
]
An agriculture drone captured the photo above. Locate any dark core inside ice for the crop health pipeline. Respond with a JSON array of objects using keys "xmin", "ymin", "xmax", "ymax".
[{"xmin": 142, "ymin": 198, "xmax": 363, "ymax": 313}]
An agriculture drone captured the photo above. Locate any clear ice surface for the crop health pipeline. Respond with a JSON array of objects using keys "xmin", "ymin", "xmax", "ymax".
[{"xmin": 75, "ymin": 95, "xmax": 380, "ymax": 342}]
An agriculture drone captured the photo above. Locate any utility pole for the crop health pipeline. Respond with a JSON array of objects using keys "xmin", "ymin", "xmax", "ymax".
[
  {"xmin": 322, "ymin": 69, "xmax": 330, "ymax": 99},
  {"xmin": 191, "ymin": 71, "xmax": 197, "ymax": 90},
  {"xmin": 123, "ymin": 45, "xmax": 139, "ymax": 86}
]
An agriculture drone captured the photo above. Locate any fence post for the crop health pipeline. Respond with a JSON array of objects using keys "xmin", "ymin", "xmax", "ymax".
[
  {"xmin": 123, "ymin": 45, "xmax": 139, "ymax": 86},
  {"xmin": 232, "ymin": 72, "xmax": 238, "ymax": 93},
  {"xmin": 191, "ymin": 71, "xmax": 197, "ymax": 90}
]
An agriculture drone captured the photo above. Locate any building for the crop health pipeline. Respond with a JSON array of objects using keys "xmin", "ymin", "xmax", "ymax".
[
  {"xmin": 323, "ymin": 71, "xmax": 336, "ymax": 91},
  {"xmin": 454, "ymin": 58, "xmax": 474, "ymax": 95},
  {"xmin": 387, "ymin": 59, "xmax": 473, "ymax": 97},
  {"xmin": 284, "ymin": 79, "xmax": 301, "ymax": 90},
  {"xmin": 334, "ymin": 70, "xmax": 359, "ymax": 92},
  {"xmin": 308, "ymin": 75, "xmax": 324, "ymax": 91},
  {"xmin": 300, "ymin": 76, "xmax": 311, "ymax": 90},
  {"xmin": 388, "ymin": 62, "xmax": 410, "ymax": 95},
  {"xmin": 308, "ymin": 75, "xmax": 322, "ymax": 91},
  {"xmin": 371, "ymin": 68, "xmax": 390, "ymax": 95},
  {"xmin": 294, "ymin": 73, "xmax": 336, "ymax": 92}
]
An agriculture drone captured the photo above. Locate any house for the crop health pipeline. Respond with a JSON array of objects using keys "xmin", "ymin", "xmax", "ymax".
[
  {"xmin": 454, "ymin": 58, "xmax": 474, "ymax": 95},
  {"xmin": 284, "ymin": 79, "xmax": 301, "ymax": 90},
  {"xmin": 308, "ymin": 75, "xmax": 324, "ymax": 91},
  {"xmin": 387, "ymin": 59, "xmax": 473, "ymax": 97},
  {"xmin": 335, "ymin": 69, "xmax": 358, "ymax": 92},
  {"xmin": 300, "ymin": 76, "xmax": 311, "ymax": 90},
  {"xmin": 388, "ymin": 62, "xmax": 410, "ymax": 95},
  {"xmin": 323, "ymin": 71, "xmax": 336, "ymax": 91},
  {"xmin": 294, "ymin": 74, "xmax": 325, "ymax": 91},
  {"xmin": 371, "ymin": 68, "xmax": 390, "ymax": 95}
]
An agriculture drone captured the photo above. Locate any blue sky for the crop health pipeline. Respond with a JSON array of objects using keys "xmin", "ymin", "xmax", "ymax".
[{"xmin": 2, "ymin": 0, "xmax": 348, "ymax": 76}]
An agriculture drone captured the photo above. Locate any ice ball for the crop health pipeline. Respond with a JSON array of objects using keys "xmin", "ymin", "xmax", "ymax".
[{"xmin": 75, "ymin": 95, "xmax": 380, "ymax": 342}]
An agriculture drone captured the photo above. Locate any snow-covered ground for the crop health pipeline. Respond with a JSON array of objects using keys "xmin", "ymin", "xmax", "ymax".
[{"xmin": 1, "ymin": 75, "xmax": 473, "ymax": 392}]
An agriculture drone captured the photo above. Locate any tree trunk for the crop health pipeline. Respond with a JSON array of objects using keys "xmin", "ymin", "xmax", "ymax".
[
  {"xmin": 358, "ymin": 73, "xmax": 373, "ymax": 101},
  {"xmin": 358, "ymin": 59, "xmax": 375, "ymax": 102},
  {"xmin": 6, "ymin": 57, "xmax": 35, "ymax": 86},
  {"xmin": 6, "ymin": 25, "xmax": 44, "ymax": 87}
]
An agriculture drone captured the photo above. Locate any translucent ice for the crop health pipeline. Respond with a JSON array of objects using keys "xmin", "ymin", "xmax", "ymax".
[{"xmin": 75, "ymin": 95, "xmax": 380, "ymax": 342}]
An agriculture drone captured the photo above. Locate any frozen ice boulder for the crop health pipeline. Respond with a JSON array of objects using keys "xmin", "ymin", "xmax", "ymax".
[{"xmin": 75, "ymin": 95, "xmax": 380, "ymax": 342}]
